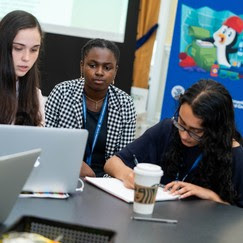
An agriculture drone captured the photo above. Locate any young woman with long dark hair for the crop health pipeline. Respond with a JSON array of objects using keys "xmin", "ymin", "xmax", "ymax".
[
  {"xmin": 0, "ymin": 10, "xmax": 45, "ymax": 126},
  {"xmin": 104, "ymin": 79, "xmax": 243, "ymax": 207}
]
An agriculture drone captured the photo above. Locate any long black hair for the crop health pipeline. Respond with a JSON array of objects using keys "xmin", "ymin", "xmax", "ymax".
[
  {"xmin": 163, "ymin": 79, "xmax": 242, "ymax": 204},
  {"xmin": 0, "ymin": 10, "xmax": 43, "ymax": 125}
]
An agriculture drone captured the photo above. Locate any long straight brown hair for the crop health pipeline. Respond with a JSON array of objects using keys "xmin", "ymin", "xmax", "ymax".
[{"xmin": 0, "ymin": 10, "xmax": 43, "ymax": 125}]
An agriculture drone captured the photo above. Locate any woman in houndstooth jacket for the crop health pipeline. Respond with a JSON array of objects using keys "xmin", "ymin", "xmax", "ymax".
[{"xmin": 45, "ymin": 38, "xmax": 136, "ymax": 177}]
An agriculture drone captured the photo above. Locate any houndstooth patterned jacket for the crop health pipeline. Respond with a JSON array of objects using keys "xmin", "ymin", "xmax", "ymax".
[{"xmin": 45, "ymin": 79, "xmax": 136, "ymax": 160}]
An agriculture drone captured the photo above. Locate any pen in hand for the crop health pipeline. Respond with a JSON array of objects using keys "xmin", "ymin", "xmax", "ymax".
[{"xmin": 133, "ymin": 154, "xmax": 139, "ymax": 166}]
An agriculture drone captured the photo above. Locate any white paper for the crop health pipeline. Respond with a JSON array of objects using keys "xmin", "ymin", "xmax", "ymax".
[{"xmin": 85, "ymin": 177, "xmax": 179, "ymax": 203}]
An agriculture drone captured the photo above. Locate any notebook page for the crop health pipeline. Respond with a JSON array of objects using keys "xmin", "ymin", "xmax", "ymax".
[{"xmin": 85, "ymin": 177, "xmax": 179, "ymax": 203}]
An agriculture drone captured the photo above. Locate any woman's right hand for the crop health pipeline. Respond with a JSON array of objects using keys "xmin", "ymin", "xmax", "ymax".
[
  {"xmin": 122, "ymin": 170, "xmax": 135, "ymax": 189},
  {"xmin": 104, "ymin": 155, "xmax": 135, "ymax": 188}
]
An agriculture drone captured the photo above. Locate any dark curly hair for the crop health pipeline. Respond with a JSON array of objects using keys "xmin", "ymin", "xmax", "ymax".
[{"xmin": 163, "ymin": 79, "xmax": 242, "ymax": 204}]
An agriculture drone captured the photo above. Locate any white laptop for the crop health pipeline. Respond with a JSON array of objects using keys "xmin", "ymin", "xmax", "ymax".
[
  {"xmin": 0, "ymin": 149, "xmax": 41, "ymax": 223},
  {"xmin": 0, "ymin": 125, "xmax": 88, "ymax": 193}
]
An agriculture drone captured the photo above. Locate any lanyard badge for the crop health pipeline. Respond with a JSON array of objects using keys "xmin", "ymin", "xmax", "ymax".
[
  {"xmin": 82, "ymin": 94, "xmax": 108, "ymax": 166},
  {"xmin": 176, "ymin": 154, "xmax": 202, "ymax": 181}
]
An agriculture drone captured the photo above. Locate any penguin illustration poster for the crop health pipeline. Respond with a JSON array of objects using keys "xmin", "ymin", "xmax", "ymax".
[
  {"xmin": 161, "ymin": 0, "xmax": 243, "ymax": 135},
  {"xmin": 179, "ymin": 6, "xmax": 243, "ymax": 78}
]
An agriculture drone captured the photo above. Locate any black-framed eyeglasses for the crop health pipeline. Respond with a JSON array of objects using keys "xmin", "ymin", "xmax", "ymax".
[{"xmin": 171, "ymin": 116, "xmax": 203, "ymax": 142}]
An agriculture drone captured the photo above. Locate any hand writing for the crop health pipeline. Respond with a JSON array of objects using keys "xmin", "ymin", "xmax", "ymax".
[{"xmin": 123, "ymin": 170, "xmax": 135, "ymax": 189}]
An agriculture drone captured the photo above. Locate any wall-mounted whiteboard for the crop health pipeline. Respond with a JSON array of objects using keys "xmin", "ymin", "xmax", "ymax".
[{"xmin": 0, "ymin": 0, "xmax": 129, "ymax": 42}]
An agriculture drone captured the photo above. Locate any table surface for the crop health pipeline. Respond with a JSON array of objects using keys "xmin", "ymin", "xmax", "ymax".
[{"xmin": 2, "ymin": 181, "xmax": 243, "ymax": 243}]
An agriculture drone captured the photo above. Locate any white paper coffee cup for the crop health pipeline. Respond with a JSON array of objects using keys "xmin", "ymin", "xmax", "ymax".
[{"xmin": 133, "ymin": 163, "xmax": 163, "ymax": 214}]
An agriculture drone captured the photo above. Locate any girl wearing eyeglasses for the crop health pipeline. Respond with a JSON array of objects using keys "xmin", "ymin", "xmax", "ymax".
[{"xmin": 104, "ymin": 79, "xmax": 243, "ymax": 207}]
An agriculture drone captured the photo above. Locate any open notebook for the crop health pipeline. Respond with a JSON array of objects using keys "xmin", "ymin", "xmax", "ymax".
[{"xmin": 85, "ymin": 177, "xmax": 179, "ymax": 203}]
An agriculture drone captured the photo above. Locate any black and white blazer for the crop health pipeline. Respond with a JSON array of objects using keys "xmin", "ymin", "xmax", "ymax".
[{"xmin": 45, "ymin": 79, "xmax": 136, "ymax": 159}]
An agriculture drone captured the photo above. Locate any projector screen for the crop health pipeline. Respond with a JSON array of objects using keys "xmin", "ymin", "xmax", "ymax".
[{"xmin": 0, "ymin": 0, "xmax": 129, "ymax": 42}]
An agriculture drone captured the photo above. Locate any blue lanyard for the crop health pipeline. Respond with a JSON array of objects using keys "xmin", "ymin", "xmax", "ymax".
[
  {"xmin": 176, "ymin": 154, "xmax": 202, "ymax": 181},
  {"xmin": 82, "ymin": 93, "xmax": 108, "ymax": 166}
]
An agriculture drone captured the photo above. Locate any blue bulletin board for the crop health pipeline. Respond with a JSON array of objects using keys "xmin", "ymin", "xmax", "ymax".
[{"xmin": 161, "ymin": 0, "xmax": 243, "ymax": 134}]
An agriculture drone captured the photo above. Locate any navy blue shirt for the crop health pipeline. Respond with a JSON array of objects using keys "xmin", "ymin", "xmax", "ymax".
[
  {"xmin": 84, "ymin": 109, "xmax": 108, "ymax": 177},
  {"xmin": 116, "ymin": 119, "xmax": 243, "ymax": 207}
]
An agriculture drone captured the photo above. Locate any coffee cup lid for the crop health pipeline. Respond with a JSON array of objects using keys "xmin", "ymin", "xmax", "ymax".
[{"xmin": 134, "ymin": 163, "xmax": 163, "ymax": 176}]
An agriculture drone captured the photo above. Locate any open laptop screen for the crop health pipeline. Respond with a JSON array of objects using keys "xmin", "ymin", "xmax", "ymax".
[{"xmin": 0, "ymin": 125, "xmax": 88, "ymax": 193}]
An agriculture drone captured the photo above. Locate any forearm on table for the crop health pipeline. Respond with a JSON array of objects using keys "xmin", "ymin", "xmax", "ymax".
[
  {"xmin": 208, "ymin": 190, "xmax": 230, "ymax": 205},
  {"xmin": 104, "ymin": 155, "xmax": 133, "ymax": 181}
]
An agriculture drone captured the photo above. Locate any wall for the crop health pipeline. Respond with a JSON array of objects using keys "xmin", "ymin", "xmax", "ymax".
[
  {"xmin": 146, "ymin": 0, "xmax": 178, "ymax": 124},
  {"xmin": 39, "ymin": 0, "xmax": 140, "ymax": 96}
]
